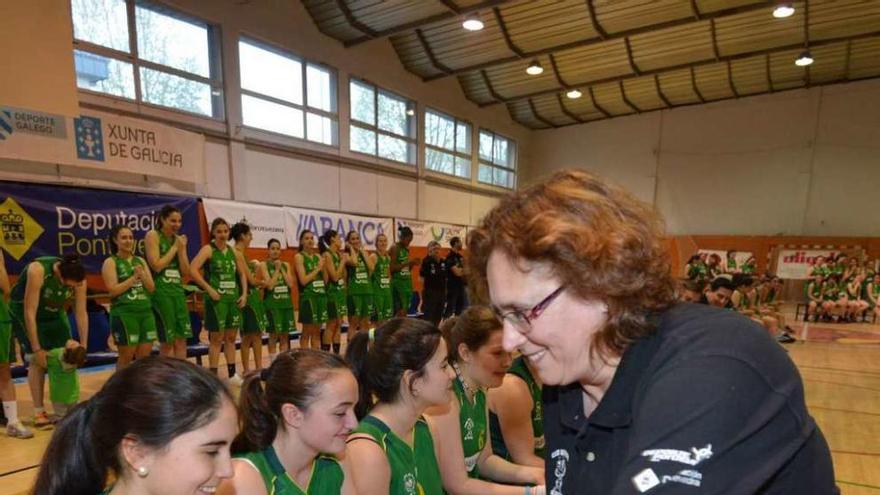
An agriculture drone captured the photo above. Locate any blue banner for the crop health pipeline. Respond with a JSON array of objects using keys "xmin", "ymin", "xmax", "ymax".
[{"xmin": 0, "ymin": 181, "xmax": 200, "ymax": 274}]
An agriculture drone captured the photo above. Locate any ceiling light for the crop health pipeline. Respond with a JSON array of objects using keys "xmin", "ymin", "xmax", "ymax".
[
  {"xmin": 795, "ymin": 50, "xmax": 813, "ymax": 66},
  {"xmin": 773, "ymin": 3, "xmax": 795, "ymax": 18},
  {"xmin": 526, "ymin": 60, "xmax": 544, "ymax": 76},
  {"xmin": 406, "ymin": 108, "xmax": 415, "ymax": 116},
  {"xmin": 462, "ymin": 14, "xmax": 484, "ymax": 31},
  {"xmin": 566, "ymin": 89, "xmax": 583, "ymax": 99}
]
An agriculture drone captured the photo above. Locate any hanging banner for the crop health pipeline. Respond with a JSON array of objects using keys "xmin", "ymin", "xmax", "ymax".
[
  {"xmin": 0, "ymin": 181, "xmax": 200, "ymax": 273},
  {"xmin": 203, "ymin": 198, "xmax": 286, "ymax": 248},
  {"xmin": 394, "ymin": 218, "xmax": 468, "ymax": 248},
  {"xmin": 0, "ymin": 106, "xmax": 204, "ymax": 184},
  {"xmin": 774, "ymin": 249, "xmax": 853, "ymax": 280},
  {"xmin": 283, "ymin": 207, "xmax": 391, "ymax": 250}
]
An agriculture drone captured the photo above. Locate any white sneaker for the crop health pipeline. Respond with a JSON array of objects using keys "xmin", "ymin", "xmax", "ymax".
[
  {"xmin": 6, "ymin": 422, "xmax": 34, "ymax": 439},
  {"xmin": 228, "ymin": 374, "xmax": 244, "ymax": 387}
]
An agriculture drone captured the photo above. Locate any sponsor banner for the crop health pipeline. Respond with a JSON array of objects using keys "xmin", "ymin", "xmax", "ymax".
[
  {"xmin": 774, "ymin": 249, "xmax": 854, "ymax": 280},
  {"xmin": 203, "ymin": 198, "xmax": 286, "ymax": 248},
  {"xmin": 283, "ymin": 207, "xmax": 392, "ymax": 250},
  {"xmin": 0, "ymin": 181, "xmax": 200, "ymax": 273},
  {"xmin": 394, "ymin": 218, "xmax": 468, "ymax": 248},
  {"xmin": 0, "ymin": 106, "xmax": 204, "ymax": 183}
]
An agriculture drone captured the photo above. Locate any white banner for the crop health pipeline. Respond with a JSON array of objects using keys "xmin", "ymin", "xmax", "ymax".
[
  {"xmin": 284, "ymin": 207, "xmax": 392, "ymax": 250},
  {"xmin": 203, "ymin": 198, "xmax": 287, "ymax": 248},
  {"xmin": 774, "ymin": 249, "xmax": 843, "ymax": 280},
  {"xmin": 394, "ymin": 218, "xmax": 468, "ymax": 248},
  {"xmin": 0, "ymin": 107, "xmax": 204, "ymax": 183}
]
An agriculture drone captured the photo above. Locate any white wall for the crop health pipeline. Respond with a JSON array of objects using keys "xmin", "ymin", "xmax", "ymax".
[{"xmin": 527, "ymin": 79, "xmax": 880, "ymax": 236}]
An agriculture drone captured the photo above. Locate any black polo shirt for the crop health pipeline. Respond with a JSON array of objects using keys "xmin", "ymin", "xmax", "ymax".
[
  {"xmin": 420, "ymin": 256, "xmax": 446, "ymax": 292},
  {"xmin": 444, "ymin": 250, "xmax": 466, "ymax": 289},
  {"xmin": 543, "ymin": 303, "xmax": 837, "ymax": 494}
]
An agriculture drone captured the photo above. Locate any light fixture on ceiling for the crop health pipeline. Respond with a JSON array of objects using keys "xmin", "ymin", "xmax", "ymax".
[
  {"xmin": 462, "ymin": 13, "xmax": 484, "ymax": 31},
  {"xmin": 526, "ymin": 60, "xmax": 544, "ymax": 76},
  {"xmin": 795, "ymin": 50, "xmax": 813, "ymax": 66},
  {"xmin": 773, "ymin": 3, "xmax": 795, "ymax": 18},
  {"xmin": 405, "ymin": 108, "xmax": 416, "ymax": 116},
  {"xmin": 566, "ymin": 89, "xmax": 583, "ymax": 99}
]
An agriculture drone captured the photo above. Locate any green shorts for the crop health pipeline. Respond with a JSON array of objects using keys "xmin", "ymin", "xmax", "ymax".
[
  {"xmin": 241, "ymin": 304, "xmax": 268, "ymax": 335},
  {"xmin": 391, "ymin": 283, "xmax": 413, "ymax": 315},
  {"xmin": 266, "ymin": 308, "xmax": 295, "ymax": 334},
  {"xmin": 204, "ymin": 299, "xmax": 242, "ymax": 332},
  {"xmin": 110, "ymin": 310, "xmax": 158, "ymax": 346},
  {"xmin": 152, "ymin": 294, "xmax": 192, "ymax": 343},
  {"xmin": 327, "ymin": 290, "xmax": 347, "ymax": 320},
  {"xmin": 299, "ymin": 293, "xmax": 328, "ymax": 325},
  {"xmin": 11, "ymin": 310, "xmax": 71, "ymax": 355},
  {"xmin": 0, "ymin": 321, "xmax": 12, "ymax": 364},
  {"xmin": 373, "ymin": 289, "xmax": 393, "ymax": 321},
  {"xmin": 347, "ymin": 293, "xmax": 374, "ymax": 318}
]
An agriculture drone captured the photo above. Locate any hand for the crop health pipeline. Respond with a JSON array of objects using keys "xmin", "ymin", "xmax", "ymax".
[
  {"xmin": 208, "ymin": 288, "xmax": 221, "ymax": 301},
  {"xmin": 32, "ymin": 349, "xmax": 48, "ymax": 369},
  {"xmin": 533, "ymin": 486, "xmax": 546, "ymax": 495},
  {"xmin": 317, "ymin": 257, "xmax": 325, "ymax": 270},
  {"xmin": 237, "ymin": 294, "xmax": 247, "ymax": 308},
  {"xmin": 274, "ymin": 259, "xmax": 282, "ymax": 270},
  {"xmin": 526, "ymin": 466, "xmax": 545, "ymax": 487},
  {"xmin": 132, "ymin": 265, "xmax": 145, "ymax": 281},
  {"xmin": 176, "ymin": 234, "xmax": 188, "ymax": 249}
]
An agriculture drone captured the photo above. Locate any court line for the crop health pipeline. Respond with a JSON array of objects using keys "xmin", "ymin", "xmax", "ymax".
[
  {"xmin": 837, "ymin": 480, "xmax": 880, "ymax": 491},
  {"xmin": 0, "ymin": 464, "xmax": 38, "ymax": 478},
  {"xmin": 809, "ymin": 405, "xmax": 880, "ymax": 417}
]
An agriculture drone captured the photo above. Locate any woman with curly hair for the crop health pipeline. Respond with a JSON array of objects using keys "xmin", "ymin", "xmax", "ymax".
[{"xmin": 467, "ymin": 170, "xmax": 836, "ymax": 493}]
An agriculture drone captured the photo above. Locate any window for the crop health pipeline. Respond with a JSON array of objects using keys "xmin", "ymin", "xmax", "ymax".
[
  {"xmin": 70, "ymin": 0, "xmax": 222, "ymax": 118},
  {"xmin": 239, "ymin": 38, "xmax": 337, "ymax": 145},
  {"xmin": 478, "ymin": 130, "xmax": 516, "ymax": 188},
  {"xmin": 425, "ymin": 109, "xmax": 471, "ymax": 178},
  {"xmin": 349, "ymin": 80, "xmax": 416, "ymax": 165}
]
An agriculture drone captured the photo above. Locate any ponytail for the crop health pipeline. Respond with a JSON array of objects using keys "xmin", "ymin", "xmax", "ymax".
[
  {"xmin": 345, "ymin": 331, "xmax": 374, "ymax": 420},
  {"xmin": 232, "ymin": 371, "xmax": 276, "ymax": 453},
  {"xmin": 33, "ymin": 400, "xmax": 102, "ymax": 495}
]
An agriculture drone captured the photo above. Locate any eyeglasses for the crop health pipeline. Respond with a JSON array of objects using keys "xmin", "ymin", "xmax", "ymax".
[{"xmin": 495, "ymin": 285, "xmax": 565, "ymax": 333}]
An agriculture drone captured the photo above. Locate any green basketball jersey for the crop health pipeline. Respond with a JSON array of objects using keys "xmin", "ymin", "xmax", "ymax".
[
  {"xmin": 245, "ymin": 260, "xmax": 263, "ymax": 304},
  {"xmin": 206, "ymin": 245, "xmax": 239, "ymax": 302},
  {"xmin": 351, "ymin": 415, "xmax": 445, "ymax": 495},
  {"xmin": 235, "ymin": 446, "xmax": 343, "ymax": 495},
  {"xmin": 393, "ymin": 246, "xmax": 412, "ymax": 286},
  {"xmin": 153, "ymin": 230, "xmax": 184, "ymax": 297},
  {"xmin": 327, "ymin": 251, "xmax": 345, "ymax": 294},
  {"xmin": 47, "ymin": 347, "xmax": 79, "ymax": 405},
  {"xmin": 265, "ymin": 261, "xmax": 294, "ymax": 310},
  {"xmin": 822, "ymin": 281, "xmax": 839, "ymax": 300},
  {"xmin": 508, "ymin": 357, "xmax": 544, "ymax": 456},
  {"xmin": 805, "ymin": 282, "xmax": 822, "ymax": 300},
  {"xmin": 10, "ymin": 257, "xmax": 72, "ymax": 320},
  {"xmin": 726, "ymin": 258, "xmax": 737, "ymax": 271},
  {"xmin": 373, "ymin": 254, "xmax": 391, "ymax": 291},
  {"xmin": 453, "ymin": 376, "xmax": 487, "ymax": 479},
  {"xmin": 347, "ymin": 252, "xmax": 373, "ymax": 296},
  {"xmin": 110, "ymin": 256, "xmax": 151, "ymax": 315},
  {"xmin": 301, "ymin": 253, "xmax": 325, "ymax": 296},
  {"xmin": 741, "ymin": 263, "xmax": 755, "ymax": 275},
  {"xmin": 0, "ymin": 288, "xmax": 9, "ymax": 323}
]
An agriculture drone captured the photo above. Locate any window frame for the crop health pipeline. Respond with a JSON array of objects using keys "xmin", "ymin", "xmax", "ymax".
[
  {"xmin": 477, "ymin": 128, "xmax": 517, "ymax": 189},
  {"xmin": 71, "ymin": 0, "xmax": 224, "ymax": 120},
  {"xmin": 424, "ymin": 107, "xmax": 473, "ymax": 179},
  {"xmin": 348, "ymin": 77, "xmax": 417, "ymax": 166},
  {"xmin": 238, "ymin": 36, "xmax": 339, "ymax": 146}
]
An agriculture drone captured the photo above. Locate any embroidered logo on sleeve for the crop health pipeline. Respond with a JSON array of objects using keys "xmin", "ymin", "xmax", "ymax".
[
  {"xmin": 549, "ymin": 449, "xmax": 569, "ymax": 495},
  {"xmin": 641, "ymin": 444, "xmax": 713, "ymax": 466},
  {"xmin": 632, "ymin": 468, "xmax": 661, "ymax": 493}
]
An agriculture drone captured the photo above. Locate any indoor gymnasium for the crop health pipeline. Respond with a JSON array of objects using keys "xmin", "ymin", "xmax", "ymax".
[{"xmin": 1, "ymin": 1, "xmax": 878, "ymax": 494}]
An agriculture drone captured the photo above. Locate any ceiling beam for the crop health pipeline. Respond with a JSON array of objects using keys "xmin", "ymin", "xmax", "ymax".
[
  {"xmin": 690, "ymin": 0, "xmax": 702, "ymax": 20},
  {"xmin": 416, "ymin": 28, "xmax": 454, "ymax": 75},
  {"xmin": 624, "ymin": 37, "xmax": 641, "ymax": 75},
  {"xmin": 765, "ymin": 54, "xmax": 775, "ymax": 92},
  {"xmin": 476, "ymin": 30, "xmax": 880, "ymax": 107},
  {"xmin": 424, "ymin": 1, "xmax": 775, "ymax": 81},
  {"xmin": 529, "ymin": 98, "xmax": 558, "ymax": 128},
  {"xmin": 556, "ymin": 93, "xmax": 587, "ymax": 124},
  {"xmin": 618, "ymin": 80, "xmax": 641, "ymax": 113},
  {"xmin": 710, "ymin": 19, "xmax": 721, "ymax": 61},
  {"xmin": 844, "ymin": 40, "xmax": 852, "ymax": 81},
  {"xmin": 585, "ymin": 0, "xmax": 608, "ymax": 40},
  {"xmin": 548, "ymin": 54, "xmax": 572, "ymax": 88},
  {"xmin": 438, "ymin": 0, "xmax": 462, "ymax": 14},
  {"xmin": 654, "ymin": 74, "xmax": 673, "ymax": 107},
  {"xmin": 690, "ymin": 66, "xmax": 706, "ymax": 103},
  {"xmin": 481, "ymin": 70, "xmax": 507, "ymax": 103},
  {"xmin": 727, "ymin": 60, "xmax": 740, "ymax": 97},
  {"xmin": 493, "ymin": 7, "xmax": 525, "ymax": 58},
  {"xmin": 335, "ymin": 0, "xmax": 379, "ymax": 38},
  {"xmin": 345, "ymin": 0, "xmax": 512, "ymax": 47},
  {"xmin": 588, "ymin": 86, "xmax": 612, "ymax": 118}
]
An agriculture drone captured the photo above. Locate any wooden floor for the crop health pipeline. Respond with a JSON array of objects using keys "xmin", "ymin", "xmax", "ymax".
[{"xmin": 2, "ymin": 310, "xmax": 879, "ymax": 494}]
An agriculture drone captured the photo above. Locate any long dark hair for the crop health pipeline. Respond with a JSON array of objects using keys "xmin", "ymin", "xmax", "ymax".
[
  {"xmin": 233, "ymin": 349, "xmax": 351, "ymax": 453},
  {"xmin": 298, "ymin": 229, "xmax": 313, "ymax": 252},
  {"xmin": 107, "ymin": 225, "xmax": 132, "ymax": 255},
  {"xmin": 210, "ymin": 217, "xmax": 229, "ymax": 239},
  {"xmin": 439, "ymin": 306, "xmax": 502, "ymax": 364},
  {"xmin": 231, "ymin": 222, "xmax": 251, "ymax": 242},
  {"xmin": 58, "ymin": 253, "xmax": 86, "ymax": 282},
  {"xmin": 319, "ymin": 229, "xmax": 338, "ymax": 254},
  {"xmin": 155, "ymin": 204, "xmax": 181, "ymax": 231},
  {"xmin": 345, "ymin": 318, "xmax": 442, "ymax": 419},
  {"xmin": 32, "ymin": 357, "xmax": 233, "ymax": 495}
]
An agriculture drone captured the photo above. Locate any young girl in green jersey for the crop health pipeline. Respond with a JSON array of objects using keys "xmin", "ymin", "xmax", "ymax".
[
  {"xmin": 145, "ymin": 205, "xmax": 191, "ymax": 360},
  {"xmin": 103, "ymin": 225, "xmax": 157, "ymax": 370},
  {"xmin": 345, "ymin": 319, "xmax": 450, "ymax": 495},
  {"xmin": 219, "ymin": 350, "xmax": 358, "ymax": 495},
  {"xmin": 263, "ymin": 238, "xmax": 295, "ymax": 361},
  {"xmin": 232, "ymin": 222, "xmax": 268, "ymax": 374},
  {"xmin": 33, "ymin": 357, "xmax": 237, "ymax": 495},
  {"xmin": 344, "ymin": 230, "xmax": 375, "ymax": 339},
  {"xmin": 190, "ymin": 218, "xmax": 249, "ymax": 384},
  {"xmin": 371, "ymin": 234, "xmax": 394, "ymax": 328},
  {"xmin": 429, "ymin": 307, "xmax": 545, "ymax": 494},
  {"xmin": 295, "ymin": 230, "xmax": 327, "ymax": 350},
  {"xmin": 488, "ymin": 354, "xmax": 544, "ymax": 468},
  {"xmin": 321, "ymin": 230, "xmax": 347, "ymax": 354},
  {"xmin": 389, "ymin": 227, "xmax": 420, "ymax": 317}
]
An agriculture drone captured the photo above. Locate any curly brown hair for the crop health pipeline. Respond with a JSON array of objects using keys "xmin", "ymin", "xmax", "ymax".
[{"xmin": 467, "ymin": 170, "xmax": 676, "ymax": 358}]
